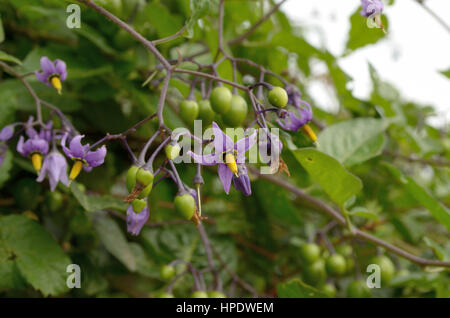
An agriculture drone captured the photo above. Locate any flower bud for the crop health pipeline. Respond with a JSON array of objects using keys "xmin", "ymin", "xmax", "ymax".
[
  {"xmin": 131, "ymin": 199, "xmax": 147, "ymax": 214},
  {"xmin": 174, "ymin": 193, "xmax": 196, "ymax": 220}
]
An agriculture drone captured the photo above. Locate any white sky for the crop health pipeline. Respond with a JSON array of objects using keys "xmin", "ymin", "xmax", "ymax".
[{"xmin": 281, "ymin": 0, "xmax": 450, "ymax": 127}]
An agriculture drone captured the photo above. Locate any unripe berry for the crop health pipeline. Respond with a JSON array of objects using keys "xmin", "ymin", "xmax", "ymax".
[
  {"xmin": 370, "ymin": 255, "xmax": 395, "ymax": 285},
  {"xmin": 299, "ymin": 243, "xmax": 321, "ymax": 265},
  {"xmin": 126, "ymin": 165, "xmax": 139, "ymax": 193},
  {"xmin": 160, "ymin": 265, "xmax": 176, "ymax": 281},
  {"xmin": 198, "ymin": 99, "xmax": 215, "ymax": 125},
  {"xmin": 191, "ymin": 291, "xmax": 208, "ymax": 298},
  {"xmin": 268, "ymin": 86, "xmax": 288, "ymax": 108},
  {"xmin": 210, "ymin": 86, "xmax": 232, "ymax": 114},
  {"xmin": 325, "ymin": 254, "xmax": 347, "ymax": 276},
  {"xmin": 179, "ymin": 100, "xmax": 199, "ymax": 123},
  {"xmin": 222, "ymin": 94, "xmax": 248, "ymax": 127},
  {"xmin": 174, "ymin": 193, "xmax": 196, "ymax": 220},
  {"xmin": 303, "ymin": 259, "xmax": 326, "ymax": 286},
  {"xmin": 320, "ymin": 283, "xmax": 337, "ymax": 298},
  {"xmin": 346, "ymin": 280, "xmax": 371, "ymax": 298},
  {"xmin": 208, "ymin": 291, "xmax": 226, "ymax": 298}
]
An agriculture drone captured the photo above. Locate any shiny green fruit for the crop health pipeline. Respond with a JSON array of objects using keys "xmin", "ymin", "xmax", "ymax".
[
  {"xmin": 198, "ymin": 99, "xmax": 215, "ymax": 125},
  {"xmin": 320, "ymin": 283, "xmax": 337, "ymax": 298},
  {"xmin": 179, "ymin": 100, "xmax": 199, "ymax": 123},
  {"xmin": 346, "ymin": 280, "xmax": 371, "ymax": 298},
  {"xmin": 136, "ymin": 168, "xmax": 154, "ymax": 187},
  {"xmin": 303, "ymin": 259, "xmax": 326, "ymax": 286},
  {"xmin": 299, "ymin": 243, "xmax": 321, "ymax": 264},
  {"xmin": 174, "ymin": 194, "xmax": 196, "ymax": 220},
  {"xmin": 165, "ymin": 143, "xmax": 181, "ymax": 160},
  {"xmin": 126, "ymin": 165, "xmax": 139, "ymax": 192},
  {"xmin": 160, "ymin": 265, "xmax": 176, "ymax": 281},
  {"xmin": 336, "ymin": 245, "xmax": 353, "ymax": 257},
  {"xmin": 157, "ymin": 292, "xmax": 174, "ymax": 298},
  {"xmin": 131, "ymin": 199, "xmax": 147, "ymax": 214},
  {"xmin": 325, "ymin": 254, "xmax": 347, "ymax": 276},
  {"xmin": 191, "ymin": 291, "xmax": 208, "ymax": 298},
  {"xmin": 370, "ymin": 255, "xmax": 395, "ymax": 285},
  {"xmin": 210, "ymin": 86, "xmax": 232, "ymax": 114},
  {"xmin": 222, "ymin": 94, "xmax": 248, "ymax": 127},
  {"xmin": 208, "ymin": 291, "xmax": 226, "ymax": 298},
  {"xmin": 268, "ymin": 86, "xmax": 288, "ymax": 108}
]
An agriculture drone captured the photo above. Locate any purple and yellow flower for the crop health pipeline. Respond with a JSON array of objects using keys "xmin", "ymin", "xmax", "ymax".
[
  {"xmin": 35, "ymin": 56, "xmax": 67, "ymax": 94},
  {"xmin": 17, "ymin": 121, "xmax": 50, "ymax": 172},
  {"xmin": 188, "ymin": 122, "xmax": 256, "ymax": 195},
  {"xmin": 232, "ymin": 164, "xmax": 251, "ymax": 196},
  {"xmin": 61, "ymin": 134, "xmax": 107, "ymax": 180},
  {"xmin": 126, "ymin": 204, "xmax": 149, "ymax": 236},
  {"xmin": 37, "ymin": 151, "xmax": 70, "ymax": 191},
  {"xmin": 277, "ymin": 86, "xmax": 317, "ymax": 143},
  {"xmin": 360, "ymin": 0, "xmax": 384, "ymax": 18}
]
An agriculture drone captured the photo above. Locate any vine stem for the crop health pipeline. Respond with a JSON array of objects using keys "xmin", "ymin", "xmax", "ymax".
[
  {"xmin": 249, "ymin": 166, "xmax": 450, "ymax": 268},
  {"xmin": 197, "ymin": 223, "xmax": 223, "ymax": 291}
]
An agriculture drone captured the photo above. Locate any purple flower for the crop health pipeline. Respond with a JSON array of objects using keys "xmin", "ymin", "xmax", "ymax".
[
  {"xmin": 35, "ymin": 56, "xmax": 67, "ymax": 94},
  {"xmin": 0, "ymin": 125, "xmax": 14, "ymax": 141},
  {"xmin": 277, "ymin": 86, "xmax": 313, "ymax": 132},
  {"xmin": 360, "ymin": 0, "xmax": 383, "ymax": 18},
  {"xmin": 188, "ymin": 122, "xmax": 256, "ymax": 194},
  {"xmin": 232, "ymin": 164, "xmax": 251, "ymax": 196},
  {"xmin": 36, "ymin": 151, "xmax": 70, "ymax": 191},
  {"xmin": 126, "ymin": 204, "xmax": 149, "ymax": 236},
  {"xmin": 61, "ymin": 134, "xmax": 107, "ymax": 180}
]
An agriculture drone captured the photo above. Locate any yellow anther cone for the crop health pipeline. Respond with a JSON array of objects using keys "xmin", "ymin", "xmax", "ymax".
[
  {"xmin": 302, "ymin": 124, "xmax": 317, "ymax": 143},
  {"xmin": 50, "ymin": 76, "xmax": 62, "ymax": 95},
  {"xmin": 69, "ymin": 161, "xmax": 84, "ymax": 180},
  {"xmin": 224, "ymin": 153, "xmax": 238, "ymax": 175},
  {"xmin": 31, "ymin": 153, "xmax": 43, "ymax": 172}
]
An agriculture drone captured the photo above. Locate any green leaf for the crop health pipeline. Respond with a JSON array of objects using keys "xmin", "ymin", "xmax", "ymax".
[
  {"xmin": 348, "ymin": 206, "xmax": 379, "ymax": 220},
  {"xmin": 92, "ymin": 213, "xmax": 137, "ymax": 272},
  {"xmin": 186, "ymin": 0, "xmax": 216, "ymax": 38},
  {"xmin": 317, "ymin": 118, "xmax": 387, "ymax": 166},
  {"xmin": 70, "ymin": 182, "xmax": 127, "ymax": 213},
  {"xmin": 0, "ymin": 51, "xmax": 22, "ymax": 65},
  {"xmin": 277, "ymin": 278, "xmax": 329, "ymax": 298},
  {"xmin": 0, "ymin": 150, "xmax": 13, "ymax": 189},
  {"xmin": 345, "ymin": 7, "xmax": 387, "ymax": 53},
  {"xmin": 440, "ymin": 68, "xmax": 450, "ymax": 79},
  {"xmin": 383, "ymin": 162, "xmax": 450, "ymax": 232},
  {"xmin": 0, "ymin": 215, "xmax": 71, "ymax": 296},
  {"xmin": 291, "ymin": 148, "xmax": 363, "ymax": 207},
  {"xmin": 423, "ymin": 237, "xmax": 450, "ymax": 262}
]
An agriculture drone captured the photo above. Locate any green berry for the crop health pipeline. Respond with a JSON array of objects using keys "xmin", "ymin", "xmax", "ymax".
[
  {"xmin": 157, "ymin": 292, "xmax": 174, "ymax": 298},
  {"xmin": 45, "ymin": 191, "xmax": 64, "ymax": 212},
  {"xmin": 208, "ymin": 291, "xmax": 226, "ymax": 298},
  {"xmin": 160, "ymin": 265, "xmax": 176, "ymax": 281},
  {"xmin": 346, "ymin": 280, "xmax": 371, "ymax": 298},
  {"xmin": 370, "ymin": 255, "xmax": 395, "ymax": 285},
  {"xmin": 325, "ymin": 254, "xmax": 347, "ymax": 276},
  {"xmin": 191, "ymin": 291, "xmax": 208, "ymax": 298},
  {"xmin": 320, "ymin": 283, "xmax": 337, "ymax": 298},
  {"xmin": 222, "ymin": 94, "xmax": 248, "ymax": 127},
  {"xmin": 179, "ymin": 100, "xmax": 199, "ymax": 123},
  {"xmin": 136, "ymin": 168, "xmax": 154, "ymax": 187},
  {"xmin": 126, "ymin": 165, "xmax": 139, "ymax": 193},
  {"xmin": 268, "ymin": 86, "xmax": 288, "ymax": 108},
  {"xmin": 210, "ymin": 86, "xmax": 232, "ymax": 114},
  {"xmin": 165, "ymin": 143, "xmax": 181, "ymax": 161},
  {"xmin": 303, "ymin": 259, "xmax": 326, "ymax": 286},
  {"xmin": 299, "ymin": 243, "xmax": 321, "ymax": 264},
  {"xmin": 131, "ymin": 199, "xmax": 147, "ymax": 214},
  {"xmin": 198, "ymin": 99, "xmax": 215, "ymax": 125},
  {"xmin": 174, "ymin": 194, "xmax": 196, "ymax": 220},
  {"xmin": 336, "ymin": 245, "xmax": 353, "ymax": 257}
]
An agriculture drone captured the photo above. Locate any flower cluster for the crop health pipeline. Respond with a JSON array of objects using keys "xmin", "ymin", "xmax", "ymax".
[{"xmin": 0, "ymin": 57, "xmax": 106, "ymax": 192}]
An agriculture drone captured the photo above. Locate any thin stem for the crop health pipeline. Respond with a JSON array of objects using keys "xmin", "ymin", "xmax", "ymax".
[
  {"xmin": 152, "ymin": 25, "xmax": 186, "ymax": 46},
  {"xmin": 249, "ymin": 166, "xmax": 450, "ymax": 268},
  {"xmin": 197, "ymin": 223, "xmax": 222, "ymax": 291},
  {"xmin": 415, "ymin": 0, "xmax": 450, "ymax": 36}
]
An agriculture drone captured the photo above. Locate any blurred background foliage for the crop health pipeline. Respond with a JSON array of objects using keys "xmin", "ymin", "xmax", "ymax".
[{"xmin": 0, "ymin": 0, "xmax": 449, "ymax": 298}]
